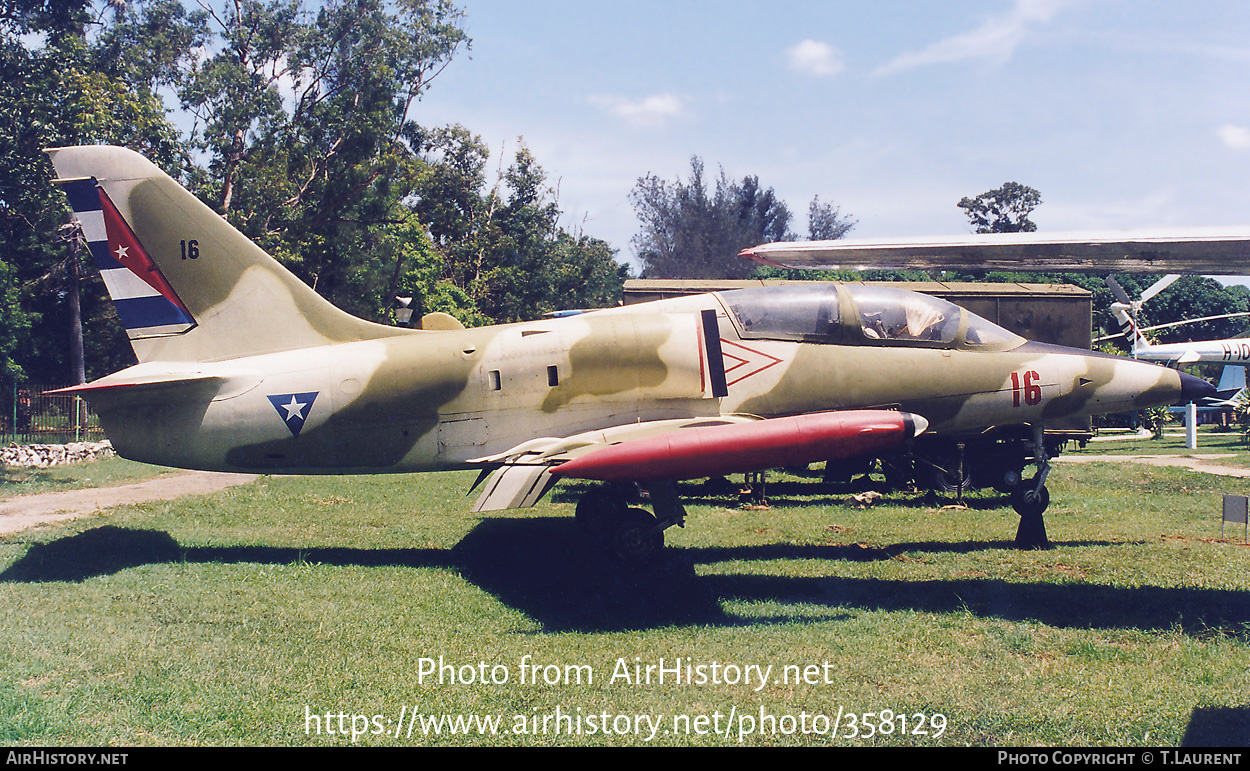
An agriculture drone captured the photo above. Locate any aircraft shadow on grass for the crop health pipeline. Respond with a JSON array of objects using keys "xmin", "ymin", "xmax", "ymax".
[
  {"xmin": 1182, "ymin": 706, "xmax": 1250, "ymax": 746},
  {"xmin": 2, "ymin": 520, "xmax": 1246, "ymax": 642}
]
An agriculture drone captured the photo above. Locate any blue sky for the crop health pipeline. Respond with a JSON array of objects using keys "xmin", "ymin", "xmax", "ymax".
[{"xmin": 413, "ymin": 0, "xmax": 1250, "ymax": 271}]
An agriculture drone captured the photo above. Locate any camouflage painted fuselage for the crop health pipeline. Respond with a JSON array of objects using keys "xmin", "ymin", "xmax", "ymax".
[
  {"xmin": 46, "ymin": 145, "xmax": 1199, "ymax": 479},
  {"xmin": 91, "ymin": 289, "xmax": 1190, "ymax": 475}
]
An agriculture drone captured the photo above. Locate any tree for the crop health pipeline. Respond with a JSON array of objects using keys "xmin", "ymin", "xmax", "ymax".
[
  {"xmin": 1, "ymin": 0, "xmax": 187, "ymax": 383},
  {"xmin": 381, "ymin": 209, "xmax": 489, "ymax": 327},
  {"xmin": 807, "ymin": 195, "xmax": 856, "ymax": 241},
  {"xmin": 1140, "ymin": 276, "xmax": 1250, "ymax": 345},
  {"xmin": 406, "ymin": 134, "xmax": 625, "ymax": 324},
  {"xmin": 409, "ymin": 123, "xmax": 490, "ymax": 287},
  {"xmin": 630, "ymin": 156, "xmax": 795, "ymax": 279},
  {"xmin": 958, "ymin": 182, "xmax": 1042, "ymax": 234},
  {"xmin": 460, "ymin": 143, "xmax": 623, "ymax": 322},
  {"xmin": 172, "ymin": 0, "xmax": 469, "ymax": 320},
  {"xmin": 3, "ymin": 0, "xmax": 624, "ymax": 381}
]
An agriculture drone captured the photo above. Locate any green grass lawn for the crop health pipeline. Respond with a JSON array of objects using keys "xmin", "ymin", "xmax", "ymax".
[
  {"xmin": 1079, "ymin": 424, "xmax": 1250, "ymax": 461},
  {"xmin": 0, "ymin": 458, "xmax": 1246, "ymax": 746}
]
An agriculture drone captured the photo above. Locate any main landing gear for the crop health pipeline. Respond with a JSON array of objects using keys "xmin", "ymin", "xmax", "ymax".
[
  {"xmin": 574, "ymin": 423, "xmax": 1057, "ymax": 560},
  {"xmin": 575, "ymin": 481, "xmax": 686, "ymax": 564}
]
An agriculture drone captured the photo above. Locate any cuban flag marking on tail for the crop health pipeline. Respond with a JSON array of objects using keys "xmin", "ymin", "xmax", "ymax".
[
  {"xmin": 57, "ymin": 178, "xmax": 196, "ymax": 339},
  {"xmin": 267, "ymin": 392, "xmax": 319, "ymax": 437}
]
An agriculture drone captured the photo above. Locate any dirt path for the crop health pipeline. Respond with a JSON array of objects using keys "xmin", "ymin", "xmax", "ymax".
[
  {"xmin": 0, "ymin": 471, "xmax": 258, "ymax": 535},
  {"xmin": 1056, "ymin": 453, "xmax": 1250, "ymax": 478}
]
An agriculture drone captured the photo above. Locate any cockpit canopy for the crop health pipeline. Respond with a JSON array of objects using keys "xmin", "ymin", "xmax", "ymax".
[{"xmin": 717, "ymin": 284, "xmax": 1024, "ymax": 350}]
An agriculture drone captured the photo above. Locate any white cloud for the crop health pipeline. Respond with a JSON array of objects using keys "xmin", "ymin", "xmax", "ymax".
[
  {"xmin": 1217, "ymin": 124, "xmax": 1250, "ymax": 150},
  {"xmin": 876, "ymin": 0, "xmax": 1079, "ymax": 76},
  {"xmin": 587, "ymin": 93, "xmax": 685, "ymax": 128},
  {"xmin": 786, "ymin": 40, "xmax": 844, "ymax": 77}
]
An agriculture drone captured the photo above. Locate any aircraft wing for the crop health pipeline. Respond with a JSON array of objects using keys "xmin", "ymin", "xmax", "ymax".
[
  {"xmin": 1204, "ymin": 389, "xmax": 1249, "ymax": 408},
  {"xmin": 739, "ymin": 228, "xmax": 1250, "ymax": 274},
  {"xmin": 469, "ymin": 410, "xmax": 927, "ymax": 512}
]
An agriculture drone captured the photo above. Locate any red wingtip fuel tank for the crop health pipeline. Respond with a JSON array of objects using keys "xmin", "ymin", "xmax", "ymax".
[{"xmin": 550, "ymin": 410, "xmax": 927, "ymax": 483}]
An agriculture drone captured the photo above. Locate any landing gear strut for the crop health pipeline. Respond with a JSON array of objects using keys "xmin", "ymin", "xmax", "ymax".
[
  {"xmin": 575, "ymin": 480, "xmax": 685, "ymax": 564},
  {"xmin": 1012, "ymin": 424, "xmax": 1052, "ymax": 550}
]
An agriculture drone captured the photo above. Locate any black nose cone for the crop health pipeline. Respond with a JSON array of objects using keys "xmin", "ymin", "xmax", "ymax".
[{"xmin": 1177, "ymin": 371, "xmax": 1217, "ymax": 404}]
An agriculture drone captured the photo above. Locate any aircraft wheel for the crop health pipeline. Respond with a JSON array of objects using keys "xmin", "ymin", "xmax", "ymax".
[
  {"xmin": 922, "ymin": 460, "xmax": 969, "ymax": 494},
  {"xmin": 975, "ymin": 458, "xmax": 1024, "ymax": 494},
  {"xmin": 990, "ymin": 466, "xmax": 1024, "ymax": 495},
  {"xmin": 1010, "ymin": 481, "xmax": 1049, "ymax": 517},
  {"xmin": 575, "ymin": 487, "xmax": 626, "ymax": 536},
  {"xmin": 609, "ymin": 507, "xmax": 664, "ymax": 564},
  {"xmin": 1011, "ymin": 480, "xmax": 1051, "ymax": 550}
]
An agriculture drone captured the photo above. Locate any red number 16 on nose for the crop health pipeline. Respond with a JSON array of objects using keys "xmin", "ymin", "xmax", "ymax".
[{"xmin": 1011, "ymin": 370, "xmax": 1042, "ymax": 407}]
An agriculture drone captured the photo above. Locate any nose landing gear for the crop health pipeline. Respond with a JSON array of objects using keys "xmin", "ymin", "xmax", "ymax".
[{"xmin": 1012, "ymin": 424, "xmax": 1052, "ymax": 550}]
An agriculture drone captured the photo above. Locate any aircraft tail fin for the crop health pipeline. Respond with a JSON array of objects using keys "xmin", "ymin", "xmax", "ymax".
[
  {"xmin": 1215, "ymin": 365, "xmax": 1247, "ymax": 400},
  {"xmin": 48, "ymin": 146, "xmax": 405, "ymax": 364},
  {"xmin": 1109, "ymin": 302, "xmax": 1151, "ymax": 356}
]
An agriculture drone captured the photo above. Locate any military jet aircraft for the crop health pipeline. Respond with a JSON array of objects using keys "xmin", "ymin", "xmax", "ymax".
[{"xmin": 47, "ymin": 146, "xmax": 1212, "ymax": 559}]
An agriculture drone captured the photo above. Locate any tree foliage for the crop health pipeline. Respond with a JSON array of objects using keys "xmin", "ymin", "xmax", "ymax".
[
  {"xmin": 630, "ymin": 156, "xmax": 796, "ymax": 279},
  {"xmin": 958, "ymin": 181, "xmax": 1042, "ymax": 234},
  {"xmin": 630, "ymin": 156, "xmax": 857, "ymax": 280},
  {"xmin": 1, "ymin": 0, "xmax": 627, "ymax": 384},
  {"xmin": 807, "ymin": 195, "xmax": 856, "ymax": 241},
  {"xmin": 954, "ymin": 184, "xmax": 1250, "ymax": 350},
  {"xmin": 415, "ymin": 138, "xmax": 625, "ymax": 322},
  {"xmin": 1, "ymin": 0, "xmax": 186, "ymax": 381},
  {"xmin": 1140, "ymin": 276, "xmax": 1250, "ymax": 344},
  {"xmin": 164, "ymin": 0, "xmax": 472, "ymax": 320}
]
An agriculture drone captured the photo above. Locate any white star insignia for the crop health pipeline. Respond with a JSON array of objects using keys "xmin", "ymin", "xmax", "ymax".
[
  {"xmin": 114, "ymin": 244, "xmax": 129, "ymax": 260},
  {"xmin": 281, "ymin": 396, "xmax": 306, "ymax": 421}
]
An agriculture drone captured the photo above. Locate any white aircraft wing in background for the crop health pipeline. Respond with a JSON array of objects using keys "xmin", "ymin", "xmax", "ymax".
[{"xmin": 740, "ymin": 229, "xmax": 1250, "ymax": 274}]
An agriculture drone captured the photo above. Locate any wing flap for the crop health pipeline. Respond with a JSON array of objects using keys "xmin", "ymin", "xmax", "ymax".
[{"xmin": 471, "ymin": 465, "xmax": 558, "ymax": 513}]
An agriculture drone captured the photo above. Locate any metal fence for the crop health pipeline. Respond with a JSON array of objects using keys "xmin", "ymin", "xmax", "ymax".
[{"xmin": 1, "ymin": 383, "xmax": 105, "ymax": 444}]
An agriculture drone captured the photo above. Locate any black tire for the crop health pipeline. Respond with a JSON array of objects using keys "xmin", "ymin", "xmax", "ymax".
[
  {"xmin": 1011, "ymin": 480, "xmax": 1051, "ymax": 549},
  {"xmin": 922, "ymin": 459, "xmax": 970, "ymax": 494},
  {"xmin": 609, "ymin": 507, "xmax": 664, "ymax": 564},
  {"xmin": 1010, "ymin": 481, "xmax": 1049, "ymax": 518},
  {"xmin": 978, "ymin": 461, "xmax": 1025, "ymax": 494},
  {"xmin": 993, "ymin": 467, "xmax": 1025, "ymax": 495},
  {"xmin": 575, "ymin": 487, "xmax": 626, "ymax": 536}
]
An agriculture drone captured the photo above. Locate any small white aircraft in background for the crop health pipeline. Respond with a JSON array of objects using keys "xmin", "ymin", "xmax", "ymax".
[{"xmin": 1106, "ymin": 275, "xmax": 1250, "ymax": 368}]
